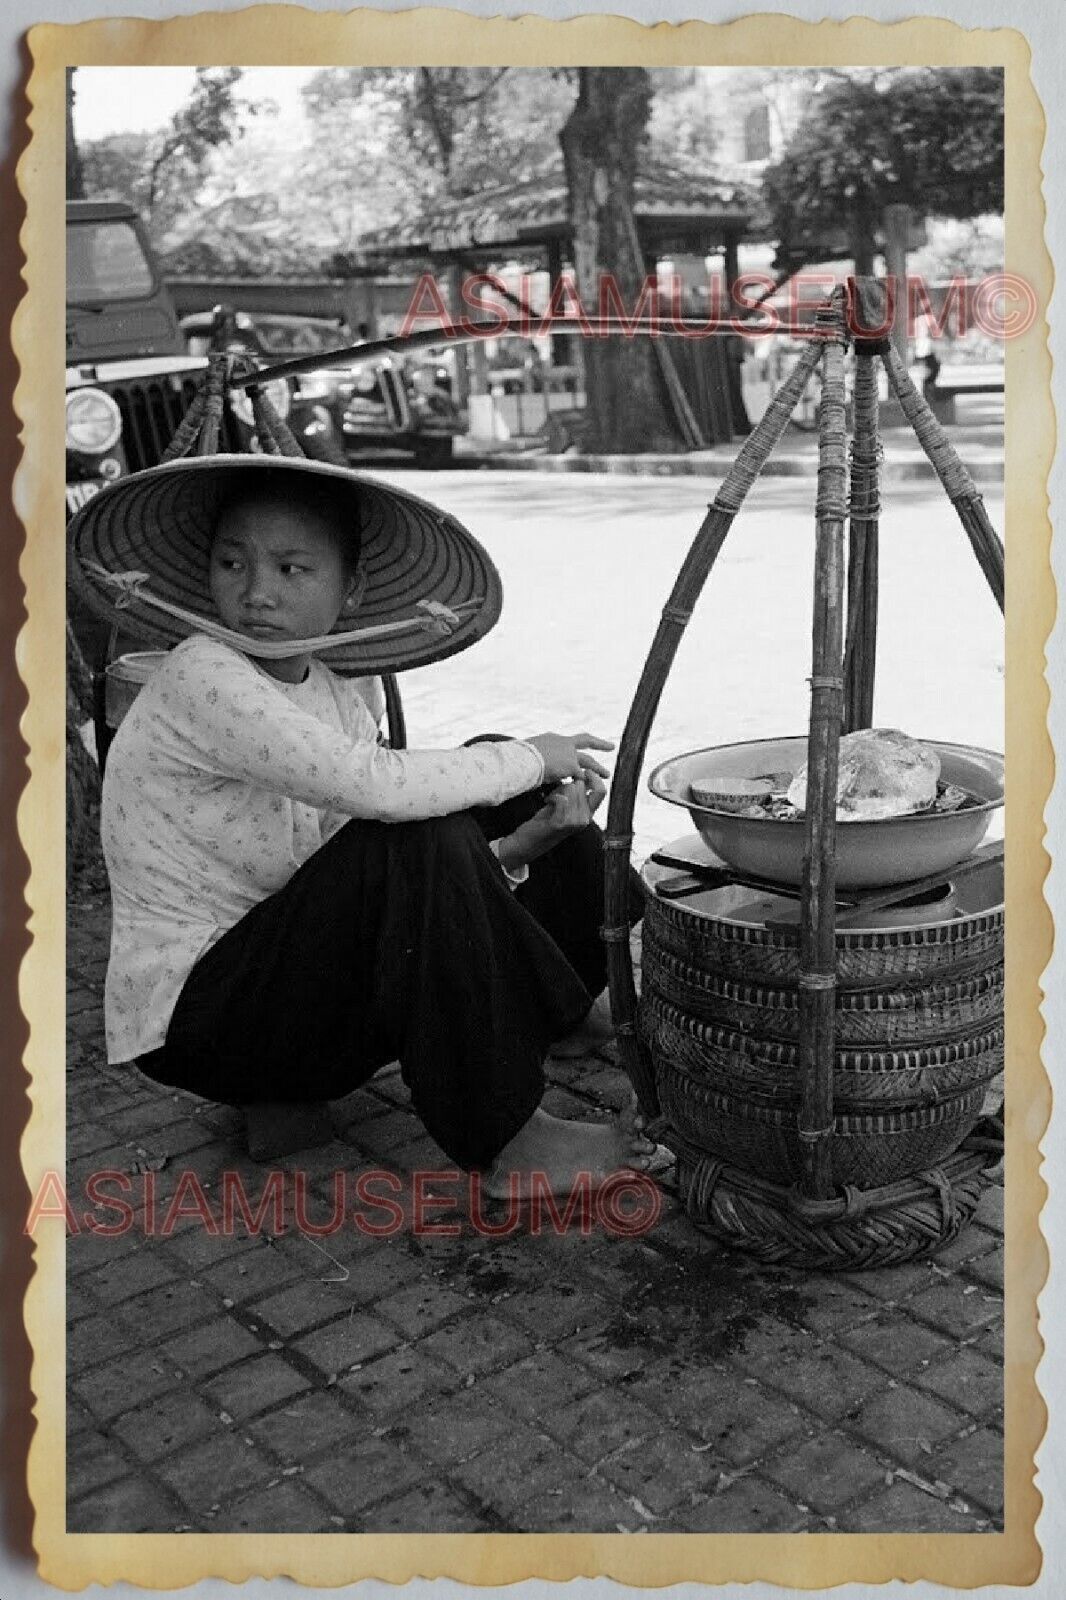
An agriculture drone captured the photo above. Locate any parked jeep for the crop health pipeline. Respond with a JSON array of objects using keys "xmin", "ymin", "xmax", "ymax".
[
  {"xmin": 180, "ymin": 306, "xmax": 466, "ymax": 468},
  {"xmin": 338, "ymin": 341, "xmax": 465, "ymax": 468},
  {"xmin": 65, "ymin": 199, "xmax": 218, "ymax": 515},
  {"xmin": 180, "ymin": 308, "xmax": 347, "ymax": 465}
]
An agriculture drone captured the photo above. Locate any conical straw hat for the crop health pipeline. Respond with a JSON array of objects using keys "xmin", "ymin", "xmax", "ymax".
[{"xmin": 67, "ymin": 453, "xmax": 503, "ymax": 675}]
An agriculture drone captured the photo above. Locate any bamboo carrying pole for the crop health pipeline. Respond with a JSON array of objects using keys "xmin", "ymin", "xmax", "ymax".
[
  {"xmin": 796, "ymin": 316, "xmax": 849, "ymax": 1201},
  {"xmin": 879, "ymin": 342, "xmax": 1004, "ymax": 612},
  {"xmin": 842, "ymin": 351, "xmax": 881, "ymax": 731},
  {"xmin": 603, "ymin": 337, "xmax": 826, "ymax": 1115}
]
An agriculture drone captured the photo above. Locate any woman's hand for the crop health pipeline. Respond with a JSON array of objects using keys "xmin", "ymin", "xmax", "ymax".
[
  {"xmin": 495, "ymin": 770, "xmax": 607, "ymax": 874},
  {"xmin": 526, "ymin": 730, "xmax": 613, "ymax": 785}
]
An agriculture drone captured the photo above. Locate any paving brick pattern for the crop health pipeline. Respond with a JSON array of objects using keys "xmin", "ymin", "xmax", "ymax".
[{"xmin": 65, "ymin": 868, "xmax": 1004, "ymax": 1534}]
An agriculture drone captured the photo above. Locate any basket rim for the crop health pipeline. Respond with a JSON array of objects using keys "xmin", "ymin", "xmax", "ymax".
[
  {"xmin": 660, "ymin": 1067, "xmax": 990, "ymax": 1128},
  {"xmin": 642, "ymin": 944, "xmax": 1004, "ymax": 1013},
  {"xmin": 643, "ymin": 992, "xmax": 1005, "ymax": 1070},
  {"xmin": 644, "ymin": 884, "xmax": 1005, "ymax": 948}
]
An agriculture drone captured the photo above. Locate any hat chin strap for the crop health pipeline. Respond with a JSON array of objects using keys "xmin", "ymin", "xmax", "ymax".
[{"xmin": 83, "ymin": 563, "xmax": 480, "ymax": 658}]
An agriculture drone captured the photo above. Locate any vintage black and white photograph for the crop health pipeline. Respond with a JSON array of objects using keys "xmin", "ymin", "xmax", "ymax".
[{"xmin": 54, "ymin": 50, "xmax": 1014, "ymax": 1546}]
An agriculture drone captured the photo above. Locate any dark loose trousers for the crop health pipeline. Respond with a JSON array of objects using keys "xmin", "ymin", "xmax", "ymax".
[{"xmin": 143, "ymin": 796, "xmax": 643, "ymax": 1171}]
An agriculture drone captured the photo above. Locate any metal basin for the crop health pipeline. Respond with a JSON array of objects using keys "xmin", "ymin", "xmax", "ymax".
[{"xmin": 648, "ymin": 737, "xmax": 1004, "ymax": 890}]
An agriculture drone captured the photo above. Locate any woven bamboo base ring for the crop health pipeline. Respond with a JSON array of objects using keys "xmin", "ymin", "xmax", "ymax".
[{"xmin": 673, "ymin": 1119, "xmax": 1003, "ymax": 1271}]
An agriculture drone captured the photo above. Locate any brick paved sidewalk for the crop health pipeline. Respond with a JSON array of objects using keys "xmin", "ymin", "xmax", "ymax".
[{"xmin": 64, "ymin": 862, "xmax": 1004, "ymax": 1536}]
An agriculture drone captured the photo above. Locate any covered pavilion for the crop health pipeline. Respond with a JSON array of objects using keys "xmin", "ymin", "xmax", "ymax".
[{"xmin": 358, "ymin": 151, "xmax": 765, "ymax": 446}]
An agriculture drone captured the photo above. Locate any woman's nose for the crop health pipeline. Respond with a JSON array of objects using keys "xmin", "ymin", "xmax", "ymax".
[{"xmin": 242, "ymin": 565, "xmax": 275, "ymax": 608}]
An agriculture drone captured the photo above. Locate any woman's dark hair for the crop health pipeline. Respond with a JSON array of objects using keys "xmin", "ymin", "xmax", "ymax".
[{"xmin": 212, "ymin": 470, "xmax": 363, "ymax": 576}]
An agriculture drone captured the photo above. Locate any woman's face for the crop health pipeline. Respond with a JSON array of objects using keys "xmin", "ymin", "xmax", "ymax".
[{"xmin": 209, "ymin": 497, "xmax": 359, "ymax": 682}]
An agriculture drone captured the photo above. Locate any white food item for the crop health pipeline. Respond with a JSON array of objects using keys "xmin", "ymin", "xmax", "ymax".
[{"xmin": 786, "ymin": 729, "xmax": 941, "ymax": 822}]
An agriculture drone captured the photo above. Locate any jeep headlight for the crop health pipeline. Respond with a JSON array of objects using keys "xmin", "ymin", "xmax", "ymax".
[
  {"xmin": 230, "ymin": 376, "xmax": 292, "ymax": 428},
  {"xmin": 66, "ymin": 387, "xmax": 122, "ymax": 455}
]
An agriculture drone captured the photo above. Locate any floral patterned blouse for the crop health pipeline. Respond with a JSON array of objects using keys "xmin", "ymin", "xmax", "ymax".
[{"xmin": 100, "ymin": 633, "xmax": 545, "ymax": 1062}]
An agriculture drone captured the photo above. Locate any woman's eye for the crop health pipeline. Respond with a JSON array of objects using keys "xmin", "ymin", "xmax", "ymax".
[{"xmin": 280, "ymin": 564, "xmax": 309, "ymax": 576}]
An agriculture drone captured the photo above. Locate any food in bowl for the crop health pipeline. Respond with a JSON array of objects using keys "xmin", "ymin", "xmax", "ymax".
[
  {"xmin": 689, "ymin": 730, "xmax": 968, "ymax": 824},
  {"xmin": 660, "ymin": 736, "xmax": 1004, "ymax": 889},
  {"xmin": 789, "ymin": 728, "xmax": 939, "ymax": 820},
  {"xmin": 688, "ymin": 776, "xmax": 775, "ymax": 813}
]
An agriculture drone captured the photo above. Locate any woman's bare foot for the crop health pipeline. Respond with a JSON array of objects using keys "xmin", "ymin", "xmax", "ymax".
[
  {"xmin": 550, "ymin": 991, "xmax": 616, "ymax": 1059},
  {"xmin": 481, "ymin": 1105, "xmax": 657, "ymax": 1199}
]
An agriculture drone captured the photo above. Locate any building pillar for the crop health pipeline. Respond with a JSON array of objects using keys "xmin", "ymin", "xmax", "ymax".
[
  {"xmin": 881, "ymin": 203, "xmax": 911, "ymax": 365},
  {"xmin": 446, "ymin": 261, "xmax": 471, "ymax": 408}
]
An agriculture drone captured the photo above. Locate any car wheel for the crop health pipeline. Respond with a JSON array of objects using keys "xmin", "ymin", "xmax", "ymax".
[
  {"xmin": 412, "ymin": 437, "xmax": 454, "ymax": 469},
  {"xmin": 298, "ymin": 425, "xmax": 350, "ymax": 467}
]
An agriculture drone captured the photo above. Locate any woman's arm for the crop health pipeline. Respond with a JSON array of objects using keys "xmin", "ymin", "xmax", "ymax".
[
  {"xmin": 155, "ymin": 638, "xmax": 545, "ymax": 821},
  {"xmin": 494, "ymin": 770, "xmax": 607, "ymax": 872}
]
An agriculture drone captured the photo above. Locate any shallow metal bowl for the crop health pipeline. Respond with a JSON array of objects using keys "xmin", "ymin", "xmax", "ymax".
[{"xmin": 648, "ymin": 737, "xmax": 1004, "ymax": 890}]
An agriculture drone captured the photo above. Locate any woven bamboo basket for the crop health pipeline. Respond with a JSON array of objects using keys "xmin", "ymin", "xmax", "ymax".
[
  {"xmin": 642, "ymin": 991, "xmax": 1004, "ymax": 1106},
  {"xmin": 643, "ymin": 885, "xmax": 1004, "ymax": 993},
  {"xmin": 644, "ymin": 991, "xmax": 1001, "ymax": 1187},
  {"xmin": 673, "ymin": 1122, "xmax": 1003, "ymax": 1272},
  {"xmin": 601, "ymin": 281, "xmax": 1006, "ymax": 1267},
  {"xmin": 641, "ymin": 940, "xmax": 1004, "ymax": 1048}
]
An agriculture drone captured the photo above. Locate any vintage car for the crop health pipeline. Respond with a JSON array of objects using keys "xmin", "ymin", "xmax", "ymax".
[
  {"xmin": 179, "ymin": 309, "xmax": 347, "ymax": 464},
  {"xmin": 337, "ymin": 340, "xmax": 465, "ymax": 468},
  {"xmin": 65, "ymin": 199, "xmax": 213, "ymax": 516},
  {"xmin": 181, "ymin": 309, "xmax": 465, "ymax": 468}
]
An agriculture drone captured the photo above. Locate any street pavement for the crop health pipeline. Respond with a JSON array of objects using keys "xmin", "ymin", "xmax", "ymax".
[
  {"xmin": 65, "ymin": 454, "xmax": 1005, "ymax": 1534},
  {"xmin": 66, "ymin": 844, "xmax": 1004, "ymax": 1536},
  {"xmin": 455, "ymin": 396, "xmax": 1004, "ymax": 484}
]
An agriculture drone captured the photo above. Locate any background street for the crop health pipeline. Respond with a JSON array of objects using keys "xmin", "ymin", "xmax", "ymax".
[{"xmin": 386, "ymin": 470, "xmax": 1005, "ymax": 860}]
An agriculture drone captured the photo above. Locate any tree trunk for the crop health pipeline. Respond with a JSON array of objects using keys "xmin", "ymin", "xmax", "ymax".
[
  {"xmin": 850, "ymin": 206, "xmax": 875, "ymax": 277},
  {"xmin": 66, "ymin": 69, "xmax": 86, "ymax": 200},
  {"xmin": 560, "ymin": 68, "xmax": 680, "ymax": 453}
]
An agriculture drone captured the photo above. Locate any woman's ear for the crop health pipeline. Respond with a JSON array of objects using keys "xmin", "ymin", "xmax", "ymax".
[{"xmin": 342, "ymin": 560, "xmax": 368, "ymax": 616}]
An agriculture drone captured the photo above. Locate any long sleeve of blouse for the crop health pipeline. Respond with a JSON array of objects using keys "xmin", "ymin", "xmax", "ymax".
[{"xmin": 150, "ymin": 635, "xmax": 544, "ymax": 819}]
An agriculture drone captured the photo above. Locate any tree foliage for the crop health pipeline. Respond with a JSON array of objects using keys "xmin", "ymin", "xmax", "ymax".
[
  {"xmin": 79, "ymin": 68, "xmax": 249, "ymax": 237},
  {"xmin": 762, "ymin": 67, "xmax": 1004, "ymax": 270},
  {"xmin": 302, "ymin": 66, "xmax": 575, "ymax": 211}
]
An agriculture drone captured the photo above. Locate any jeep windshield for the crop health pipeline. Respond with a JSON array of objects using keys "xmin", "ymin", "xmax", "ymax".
[
  {"xmin": 67, "ymin": 218, "xmax": 155, "ymax": 306},
  {"xmin": 251, "ymin": 318, "xmax": 354, "ymax": 357}
]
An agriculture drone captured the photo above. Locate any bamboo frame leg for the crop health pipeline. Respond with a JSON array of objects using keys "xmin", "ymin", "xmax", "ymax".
[
  {"xmin": 797, "ymin": 331, "xmax": 849, "ymax": 1201},
  {"xmin": 843, "ymin": 351, "xmax": 881, "ymax": 731},
  {"xmin": 880, "ymin": 342, "xmax": 1004, "ymax": 611},
  {"xmin": 604, "ymin": 339, "xmax": 825, "ymax": 1116}
]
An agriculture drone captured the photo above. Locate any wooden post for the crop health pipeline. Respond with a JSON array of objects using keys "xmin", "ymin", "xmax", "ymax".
[
  {"xmin": 843, "ymin": 348, "xmax": 881, "ymax": 730},
  {"xmin": 879, "ymin": 341, "xmax": 1004, "ymax": 612},
  {"xmin": 546, "ymin": 236, "xmax": 568, "ymax": 370},
  {"xmin": 604, "ymin": 337, "xmax": 825, "ymax": 1115},
  {"xmin": 446, "ymin": 262, "xmax": 471, "ymax": 408},
  {"xmin": 881, "ymin": 203, "xmax": 911, "ymax": 367},
  {"xmin": 796, "ymin": 300, "xmax": 848, "ymax": 1200}
]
